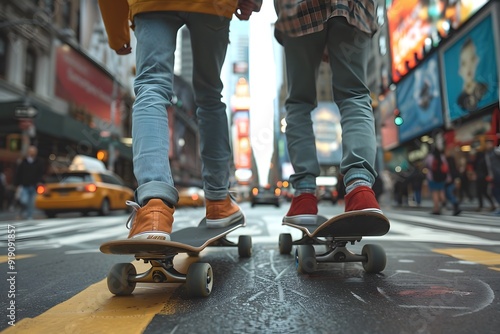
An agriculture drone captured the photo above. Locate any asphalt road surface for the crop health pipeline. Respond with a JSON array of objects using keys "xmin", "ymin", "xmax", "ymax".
[{"xmin": 1, "ymin": 202, "xmax": 499, "ymax": 333}]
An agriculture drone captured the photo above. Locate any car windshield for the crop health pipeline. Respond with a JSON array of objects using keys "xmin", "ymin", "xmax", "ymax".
[{"xmin": 45, "ymin": 173, "xmax": 93, "ymax": 183}]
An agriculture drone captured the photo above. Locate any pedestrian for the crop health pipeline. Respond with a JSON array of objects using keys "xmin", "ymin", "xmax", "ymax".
[
  {"xmin": 473, "ymin": 145, "xmax": 496, "ymax": 212},
  {"xmin": 14, "ymin": 145, "xmax": 44, "ymax": 220},
  {"xmin": 409, "ymin": 162, "xmax": 425, "ymax": 207},
  {"xmin": 444, "ymin": 149, "xmax": 461, "ymax": 215},
  {"xmin": 485, "ymin": 142, "xmax": 500, "ymax": 215},
  {"xmin": 458, "ymin": 156, "xmax": 474, "ymax": 203},
  {"xmin": 274, "ymin": 0, "xmax": 386, "ymax": 224},
  {"xmin": 425, "ymin": 146, "xmax": 448, "ymax": 215},
  {"xmin": 98, "ymin": 0, "xmax": 261, "ymax": 240}
]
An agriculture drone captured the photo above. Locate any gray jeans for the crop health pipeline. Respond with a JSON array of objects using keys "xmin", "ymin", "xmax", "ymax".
[{"xmin": 282, "ymin": 17, "xmax": 377, "ymax": 190}]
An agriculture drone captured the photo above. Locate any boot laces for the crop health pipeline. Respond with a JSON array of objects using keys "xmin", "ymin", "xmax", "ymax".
[{"xmin": 125, "ymin": 200, "xmax": 141, "ymax": 230}]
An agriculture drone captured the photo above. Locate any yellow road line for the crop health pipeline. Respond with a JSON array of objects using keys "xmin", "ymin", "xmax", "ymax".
[
  {"xmin": 0, "ymin": 254, "xmax": 35, "ymax": 264},
  {"xmin": 433, "ymin": 248, "xmax": 500, "ymax": 271},
  {"xmin": 1, "ymin": 254, "xmax": 195, "ymax": 334}
]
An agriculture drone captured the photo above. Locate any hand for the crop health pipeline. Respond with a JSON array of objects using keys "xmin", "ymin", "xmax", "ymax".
[
  {"xmin": 235, "ymin": 0, "xmax": 256, "ymax": 20},
  {"xmin": 321, "ymin": 48, "xmax": 329, "ymax": 63},
  {"xmin": 116, "ymin": 44, "xmax": 132, "ymax": 55}
]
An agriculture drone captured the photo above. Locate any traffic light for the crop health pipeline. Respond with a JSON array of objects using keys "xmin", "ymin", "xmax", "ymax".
[
  {"xmin": 394, "ymin": 109, "xmax": 403, "ymax": 126},
  {"xmin": 6, "ymin": 134, "xmax": 22, "ymax": 152}
]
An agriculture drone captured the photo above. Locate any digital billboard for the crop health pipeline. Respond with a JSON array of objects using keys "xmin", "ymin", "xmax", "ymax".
[
  {"xmin": 387, "ymin": 0, "xmax": 489, "ymax": 83},
  {"xmin": 441, "ymin": 13, "xmax": 499, "ymax": 122},
  {"xmin": 396, "ymin": 53, "xmax": 444, "ymax": 143}
]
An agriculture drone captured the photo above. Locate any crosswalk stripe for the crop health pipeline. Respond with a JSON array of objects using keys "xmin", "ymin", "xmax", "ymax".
[
  {"xmin": 433, "ymin": 248, "xmax": 500, "ymax": 271},
  {"xmin": 386, "ymin": 213, "xmax": 500, "ymax": 233}
]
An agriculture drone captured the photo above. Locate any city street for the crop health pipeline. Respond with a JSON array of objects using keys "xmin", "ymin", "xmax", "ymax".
[{"xmin": 1, "ymin": 201, "xmax": 500, "ymax": 333}]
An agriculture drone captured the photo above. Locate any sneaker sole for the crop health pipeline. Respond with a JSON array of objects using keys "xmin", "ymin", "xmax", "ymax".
[
  {"xmin": 283, "ymin": 214, "xmax": 317, "ymax": 225},
  {"xmin": 206, "ymin": 211, "xmax": 244, "ymax": 228}
]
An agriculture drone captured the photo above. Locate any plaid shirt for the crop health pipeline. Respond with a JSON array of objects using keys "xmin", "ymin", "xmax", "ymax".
[{"xmin": 274, "ymin": 0, "xmax": 379, "ymax": 38}]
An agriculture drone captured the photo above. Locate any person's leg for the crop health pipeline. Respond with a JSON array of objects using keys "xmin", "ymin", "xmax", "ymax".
[
  {"xmin": 446, "ymin": 183, "xmax": 461, "ymax": 215},
  {"xmin": 492, "ymin": 183, "xmax": 500, "ymax": 214},
  {"xmin": 415, "ymin": 188, "xmax": 422, "ymax": 206},
  {"xmin": 282, "ymin": 32, "xmax": 324, "ymax": 192},
  {"xmin": 26, "ymin": 186, "xmax": 36, "ymax": 219},
  {"xmin": 476, "ymin": 179, "xmax": 484, "ymax": 210},
  {"xmin": 482, "ymin": 182, "xmax": 496, "ymax": 210},
  {"xmin": 280, "ymin": 31, "xmax": 325, "ymax": 224},
  {"xmin": 187, "ymin": 12, "xmax": 242, "ymax": 227},
  {"xmin": 127, "ymin": 12, "xmax": 184, "ymax": 239},
  {"xmin": 327, "ymin": 17, "xmax": 379, "ymax": 212}
]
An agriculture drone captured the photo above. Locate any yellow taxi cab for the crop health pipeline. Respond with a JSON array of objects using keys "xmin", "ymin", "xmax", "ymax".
[
  {"xmin": 36, "ymin": 156, "xmax": 134, "ymax": 218},
  {"xmin": 177, "ymin": 187, "xmax": 205, "ymax": 207}
]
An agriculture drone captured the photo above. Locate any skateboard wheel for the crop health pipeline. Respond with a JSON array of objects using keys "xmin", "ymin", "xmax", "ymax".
[
  {"xmin": 362, "ymin": 244, "xmax": 386, "ymax": 273},
  {"xmin": 279, "ymin": 233, "xmax": 293, "ymax": 254},
  {"xmin": 186, "ymin": 263, "xmax": 213, "ymax": 297},
  {"xmin": 107, "ymin": 263, "xmax": 137, "ymax": 296},
  {"xmin": 295, "ymin": 245, "xmax": 317, "ymax": 274},
  {"xmin": 238, "ymin": 235, "xmax": 252, "ymax": 258}
]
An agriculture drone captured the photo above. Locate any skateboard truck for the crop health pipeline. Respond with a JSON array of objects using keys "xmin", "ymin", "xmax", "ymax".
[{"xmin": 131, "ymin": 257, "xmax": 185, "ymax": 284}]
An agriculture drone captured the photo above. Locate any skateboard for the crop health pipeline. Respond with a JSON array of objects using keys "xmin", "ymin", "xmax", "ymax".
[
  {"xmin": 279, "ymin": 210, "xmax": 390, "ymax": 274},
  {"xmin": 100, "ymin": 217, "xmax": 251, "ymax": 297}
]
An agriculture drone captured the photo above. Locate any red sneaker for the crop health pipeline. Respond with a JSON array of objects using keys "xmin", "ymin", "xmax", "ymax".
[
  {"xmin": 344, "ymin": 186, "xmax": 382, "ymax": 213},
  {"xmin": 283, "ymin": 193, "xmax": 318, "ymax": 225}
]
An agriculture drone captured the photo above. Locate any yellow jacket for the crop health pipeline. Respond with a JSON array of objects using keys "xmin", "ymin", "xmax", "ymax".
[{"xmin": 98, "ymin": 0, "xmax": 261, "ymax": 52}]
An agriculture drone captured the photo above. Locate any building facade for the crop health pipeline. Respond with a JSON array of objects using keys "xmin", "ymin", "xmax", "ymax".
[{"xmin": 0, "ymin": 0, "xmax": 203, "ymax": 192}]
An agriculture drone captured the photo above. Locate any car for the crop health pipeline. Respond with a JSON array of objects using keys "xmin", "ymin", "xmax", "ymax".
[
  {"xmin": 36, "ymin": 156, "xmax": 134, "ymax": 217},
  {"xmin": 177, "ymin": 187, "xmax": 205, "ymax": 207},
  {"xmin": 250, "ymin": 185, "xmax": 281, "ymax": 208},
  {"xmin": 316, "ymin": 176, "xmax": 339, "ymax": 204},
  {"xmin": 316, "ymin": 185, "xmax": 339, "ymax": 204}
]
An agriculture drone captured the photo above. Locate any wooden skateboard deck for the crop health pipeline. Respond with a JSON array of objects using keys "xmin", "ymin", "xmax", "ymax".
[
  {"xmin": 279, "ymin": 210, "xmax": 390, "ymax": 274},
  {"xmin": 100, "ymin": 217, "xmax": 245, "ymax": 256},
  {"xmin": 100, "ymin": 216, "xmax": 251, "ymax": 297},
  {"xmin": 282, "ymin": 210, "xmax": 390, "ymax": 238}
]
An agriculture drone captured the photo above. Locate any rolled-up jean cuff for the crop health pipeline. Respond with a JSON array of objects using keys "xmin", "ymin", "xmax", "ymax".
[
  {"xmin": 204, "ymin": 189, "xmax": 228, "ymax": 201},
  {"xmin": 344, "ymin": 170, "xmax": 374, "ymax": 187},
  {"xmin": 136, "ymin": 181, "xmax": 179, "ymax": 206}
]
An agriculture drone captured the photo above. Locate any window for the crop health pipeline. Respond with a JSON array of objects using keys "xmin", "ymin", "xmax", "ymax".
[
  {"xmin": 0, "ymin": 34, "xmax": 7, "ymax": 78},
  {"xmin": 99, "ymin": 173, "xmax": 123, "ymax": 186},
  {"xmin": 24, "ymin": 47, "xmax": 37, "ymax": 91}
]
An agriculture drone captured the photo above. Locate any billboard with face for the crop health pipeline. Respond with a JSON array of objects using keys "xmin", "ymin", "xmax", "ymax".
[
  {"xmin": 441, "ymin": 12, "xmax": 499, "ymax": 123},
  {"xmin": 396, "ymin": 53, "xmax": 444, "ymax": 143}
]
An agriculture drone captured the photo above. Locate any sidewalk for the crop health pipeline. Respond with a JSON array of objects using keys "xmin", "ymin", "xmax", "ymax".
[{"xmin": 385, "ymin": 197, "xmax": 499, "ymax": 216}]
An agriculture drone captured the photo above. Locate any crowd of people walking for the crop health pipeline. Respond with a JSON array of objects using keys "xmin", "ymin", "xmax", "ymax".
[{"xmin": 392, "ymin": 140, "xmax": 500, "ymax": 216}]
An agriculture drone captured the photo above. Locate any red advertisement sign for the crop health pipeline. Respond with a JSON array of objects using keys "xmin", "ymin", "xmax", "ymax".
[
  {"xmin": 233, "ymin": 112, "xmax": 251, "ymax": 169},
  {"xmin": 55, "ymin": 45, "xmax": 120, "ymax": 126}
]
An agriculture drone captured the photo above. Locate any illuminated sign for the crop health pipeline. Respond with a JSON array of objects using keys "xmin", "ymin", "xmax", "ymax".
[{"xmin": 387, "ymin": 0, "xmax": 488, "ymax": 83}]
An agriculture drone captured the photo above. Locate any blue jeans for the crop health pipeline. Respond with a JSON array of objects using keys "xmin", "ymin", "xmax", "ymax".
[
  {"xmin": 282, "ymin": 18, "xmax": 376, "ymax": 190},
  {"xmin": 20, "ymin": 186, "xmax": 37, "ymax": 219},
  {"xmin": 132, "ymin": 12, "xmax": 231, "ymax": 205},
  {"xmin": 445, "ymin": 183, "xmax": 459, "ymax": 205}
]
